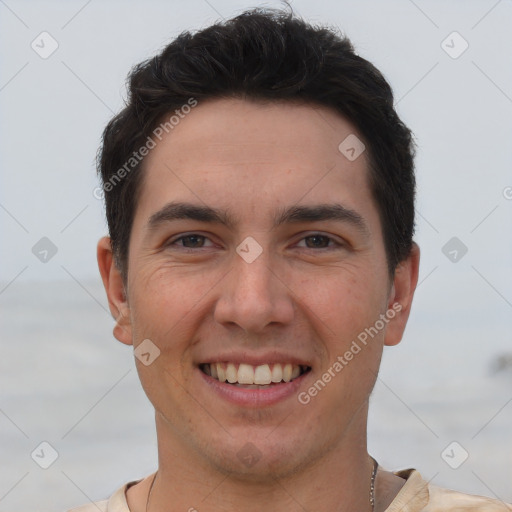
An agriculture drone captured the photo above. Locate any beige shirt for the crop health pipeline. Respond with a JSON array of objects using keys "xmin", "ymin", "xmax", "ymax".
[{"xmin": 68, "ymin": 468, "xmax": 512, "ymax": 512}]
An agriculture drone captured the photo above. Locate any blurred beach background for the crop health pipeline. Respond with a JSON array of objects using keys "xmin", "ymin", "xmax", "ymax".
[{"xmin": 1, "ymin": 0, "xmax": 511, "ymax": 510}]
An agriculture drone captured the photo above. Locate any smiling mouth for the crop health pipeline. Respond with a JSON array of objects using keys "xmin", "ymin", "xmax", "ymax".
[{"xmin": 199, "ymin": 363, "xmax": 311, "ymax": 387}]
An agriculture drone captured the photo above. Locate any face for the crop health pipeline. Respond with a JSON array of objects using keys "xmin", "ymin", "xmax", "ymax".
[{"xmin": 99, "ymin": 98, "xmax": 418, "ymax": 481}]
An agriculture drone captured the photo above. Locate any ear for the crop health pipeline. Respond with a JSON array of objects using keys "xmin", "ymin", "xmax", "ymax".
[
  {"xmin": 384, "ymin": 242, "xmax": 420, "ymax": 347},
  {"xmin": 97, "ymin": 236, "xmax": 133, "ymax": 346}
]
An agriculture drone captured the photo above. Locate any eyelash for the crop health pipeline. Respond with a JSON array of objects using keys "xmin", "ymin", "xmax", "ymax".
[{"xmin": 167, "ymin": 233, "xmax": 344, "ymax": 251}]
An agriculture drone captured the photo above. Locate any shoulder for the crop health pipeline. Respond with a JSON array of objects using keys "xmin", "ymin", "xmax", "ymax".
[
  {"xmin": 66, "ymin": 477, "xmax": 141, "ymax": 512},
  {"xmin": 388, "ymin": 467, "xmax": 512, "ymax": 511},
  {"xmin": 425, "ymin": 483, "xmax": 512, "ymax": 511}
]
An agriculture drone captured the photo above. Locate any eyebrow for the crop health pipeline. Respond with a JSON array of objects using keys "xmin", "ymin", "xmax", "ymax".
[{"xmin": 147, "ymin": 201, "xmax": 369, "ymax": 235}]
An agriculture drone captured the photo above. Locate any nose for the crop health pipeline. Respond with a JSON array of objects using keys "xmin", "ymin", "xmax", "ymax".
[{"xmin": 213, "ymin": 249, "xmax": 295, "ymax": 334}]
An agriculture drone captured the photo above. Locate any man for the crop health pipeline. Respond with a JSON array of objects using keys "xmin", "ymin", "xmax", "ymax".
[{"xmin": 71, "ymin": 8, "xmax": 512, "ymax": 512}]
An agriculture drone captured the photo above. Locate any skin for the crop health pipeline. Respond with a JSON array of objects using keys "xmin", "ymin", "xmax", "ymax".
[{"xmin": 98, "ymin": 98, "xmax": 420, "ymax": 512}]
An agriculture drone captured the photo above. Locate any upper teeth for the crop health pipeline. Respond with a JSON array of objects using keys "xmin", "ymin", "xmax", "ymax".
[{"xmin": 203, "ymin": 363, "xmax": 303, "ymax": 385}]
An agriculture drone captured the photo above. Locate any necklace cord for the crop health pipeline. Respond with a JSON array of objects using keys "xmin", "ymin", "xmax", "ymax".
[{"xmin": 370, "ymin": 455, "xmax": 379, "ymax": 511}]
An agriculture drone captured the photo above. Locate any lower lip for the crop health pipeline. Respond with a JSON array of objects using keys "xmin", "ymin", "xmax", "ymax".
[{"xmin": 198, "ymin": 368, "xmax": 309, "ymax": 407}]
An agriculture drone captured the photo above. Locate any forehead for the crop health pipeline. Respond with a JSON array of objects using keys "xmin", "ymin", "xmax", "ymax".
[
  {"xmin": 133, "ymin": 98, "xmax": 380, "ymax": 234},
  {"xmin": 151, "ymin": 98, "xmax": 359, "ymax": 171}
]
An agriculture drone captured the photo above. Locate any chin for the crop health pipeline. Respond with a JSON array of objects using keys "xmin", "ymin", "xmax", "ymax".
[
  {"xmin": 211, "ymin": 453, "xmax": 305, "ymax": 483},
  {"xmin": 200, "ymin": 431, "xmax": 325, "ymax": 483}
]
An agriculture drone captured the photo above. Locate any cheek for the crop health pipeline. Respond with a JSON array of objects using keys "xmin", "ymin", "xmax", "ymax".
[
  {"xmin": 127, "ymin": 263, "xmax": 225, "ymax": 371},
  {"xmin": 126, "ymin": 267, "xmax": 206, "ymax": 410},
  {"xmin": 301, "ymin": 273, "xmax": 386, "ymax": 417},
  {"xmin": 299, "ymin": 267, "xmax": 387, "ymax": 342},
  {"xmin": 128, "ymin": 268, "xmax": 188, "ymax": 349},
  {"xmin": 131, "ymin": 262, "xmax": 217, "ymax": 319}
]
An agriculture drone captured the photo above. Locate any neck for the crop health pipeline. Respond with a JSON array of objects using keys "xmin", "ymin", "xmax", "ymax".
[{"xmin": 147, "ymin": 408, "xmax": 376, "ymax": 512}]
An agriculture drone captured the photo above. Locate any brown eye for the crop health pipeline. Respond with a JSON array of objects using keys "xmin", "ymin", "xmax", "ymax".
[
  {"xmin": 304, "ymin": 235, "xmax": 332, "ymax": 248},
  {"xmin": 168, "ymin": 234, "xmax": 214, "ymax": 249},
  {"xmin": 296, "ymin": 234, "xmax": 342, "ymax": 250},
  {"xmin": 179, "ymin": 235, "xmax": 206, "ymax": 248}
]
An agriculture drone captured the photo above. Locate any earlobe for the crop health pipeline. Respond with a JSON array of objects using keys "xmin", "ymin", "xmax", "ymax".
[
  {"xmin": 97, "ymin": 237, "xmax": 133, "ymax": 346},
  {"xmin": 384, "ymin": 242, "xmax": 420, "ymax": 347}
]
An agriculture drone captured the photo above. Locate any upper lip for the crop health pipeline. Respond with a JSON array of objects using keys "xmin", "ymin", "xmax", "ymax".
[{"xmin": 197, "ymin": 351, "xmax": 313, "ymax": 368}]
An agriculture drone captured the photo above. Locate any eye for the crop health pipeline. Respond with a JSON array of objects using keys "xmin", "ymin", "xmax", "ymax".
[
  {"xmin": 168, "ymin": 234, "xmax": 214, "ymax": 249},
  {"xmin": 296, "ymin": 234, "xmax": 343, "ymax": 250}
]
